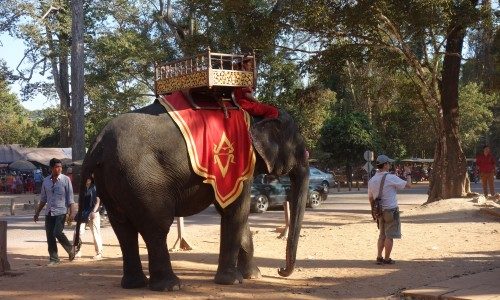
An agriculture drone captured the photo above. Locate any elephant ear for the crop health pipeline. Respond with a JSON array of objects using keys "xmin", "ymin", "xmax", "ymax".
[{"xmin": 250, "ymin": 118, "xmax": 284, "ymax": 174}]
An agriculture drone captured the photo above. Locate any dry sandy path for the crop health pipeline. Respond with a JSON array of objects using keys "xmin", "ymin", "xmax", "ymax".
[{"xmin": 0, "ymin": 193, "xmax": 499, "ymax": 299}]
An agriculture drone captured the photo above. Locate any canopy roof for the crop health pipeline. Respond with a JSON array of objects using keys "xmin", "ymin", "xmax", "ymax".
[
  {"xmin": 400, "ymin": 158, "xmax": 434, "ymax": 163},
  {"xmin": 0, "ymin": 144, "xmax": 72, "ymax": 166},
  {"xmin": 22, "ymin": 148, "xmax": 72, "ymax": 166},
  {"xmin": 0, "ymin": 145, "xmax": 24, "ymax": 164},
  {"xmin": 9, "ymin": 160, "xmax": 37, "ymax": 171},
  {"xmin": 400, "ymin": 158, "xmax": 476, "ymax": 163}
]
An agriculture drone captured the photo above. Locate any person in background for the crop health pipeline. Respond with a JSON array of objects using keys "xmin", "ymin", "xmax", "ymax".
[
  {"xmin": 15, "ymin": 175, "xmax": 23, "ymax": 193},
  {"xmin": 476, "ymin": 145, "xmax": 496, "ymax": 197},
  {"xmin": 34, "ymin": 169, "xmax": 43, "ymax": 194},
  {"xmin": 6, "ymin": 174, "xmax": 14, "ymax": 193},
  {"xmin": 368, "ymin": 155, "xmax": 411, "ymax": 265},
  {"xmin": 74, "ymin": 175, "xmax": 103, "ymax": 260},
  {"xmin": 26, "ymin": 175, "xmax": 34, "ymax": 193},
  {"xmin": 403, "ymin": 164, "xmax": 412, "ymax": 178},
  {"xmin": 66, "ymin": 167, "xmax": 74, "ymax": 188},
  {"xmin": 33, "ymin": 158, "xmax": 76, "ymax": 265}
]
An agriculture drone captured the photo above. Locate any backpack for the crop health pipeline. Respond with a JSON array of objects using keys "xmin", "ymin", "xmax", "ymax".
[{"xmin": 371, "ymin": 174, "xmax": 388, "ymax": 228}]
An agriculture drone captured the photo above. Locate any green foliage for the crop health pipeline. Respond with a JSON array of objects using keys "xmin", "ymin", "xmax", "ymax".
[
  {"xmin": 182, "ymin": 0, "xmax": 281, "ymax": 53},
  {"xmin": 257, "ymin": 53, "xmax": 336, "ymax": 151},
  {"xmin": 85, "ymin": 28, "xmax": 161, "ymax": 115},
  {"xmin": 458, "ymin": 82, "xmax": 497, "ymax": 156},
  {"xmin": 2, "ymin": 0, "xmax": 495, "ymax": 166},
  {"xmin": 284, "ymin": 85, "xmax": 336, "ymax": 151},
  {"xmin": 0, "ymin": 75, "xmax": 41, "ymax": 146},
  {"xmin": 30, "ymin": 108, "xmax": 63, "ymax": 147},
  {"xmin": 258, "ymin": 52, "xmax": 303, "ymax": 105},
  {"xmin": 320, "ymin": 112, "xmax": 378, "ymax": 166},
  {"xmin": 83, "ymin": 1, "xmax": 179, "ymax": 143},
  {"xmin": 371, "ymin": 72, "xmax": 436, "ymax": 159}
]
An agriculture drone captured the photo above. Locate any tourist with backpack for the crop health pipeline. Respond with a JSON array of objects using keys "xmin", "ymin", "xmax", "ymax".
[{"xmin": 368, "ymin": 155, "xmax": 411, "ymax": 265}]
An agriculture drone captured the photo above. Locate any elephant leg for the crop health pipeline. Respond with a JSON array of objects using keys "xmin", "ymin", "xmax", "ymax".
[
  {"xmin": 237, "ymin": 223, "xmax": 261, "ymax": 279},
  {"xmin": 141, "ymin": 229, "xmax": 180, "ymax": 292},
  {"xmin": 108, "ymin": 213, "xmax": 147, "ymax": 289},
  {"xmin": 214, "ymin": 198, "xmax": 248, "ymax": 285}
]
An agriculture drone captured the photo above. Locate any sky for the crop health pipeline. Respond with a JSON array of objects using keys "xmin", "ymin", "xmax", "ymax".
[{"xmin": 0, "ymin": 33, "xmax": 58, "ymax": 111}]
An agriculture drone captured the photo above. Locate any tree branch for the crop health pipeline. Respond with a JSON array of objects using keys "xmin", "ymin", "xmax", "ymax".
[
  {"xmin": 275, "ymin": 44, "xmax": 322, "ymax": 54},
  {"xmin": 162, "ymin": 0, "xmax": 188, "ymax": 43},
  {"xmin": 376, "ymin": 11, "xmax": 437, "ymax": 99},
  {"xmin": 15, "ymin": 47, "xmax": 45, "ymax": 81},
  {"xmin": 40, "ymin": 6, "xmax": 63, "ymax": 21}
]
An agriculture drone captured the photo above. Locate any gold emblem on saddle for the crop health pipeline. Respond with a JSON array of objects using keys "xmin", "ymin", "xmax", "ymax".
[{"xmin": 213, "ymin": 132, "xmax": 235, "ymax": 178}]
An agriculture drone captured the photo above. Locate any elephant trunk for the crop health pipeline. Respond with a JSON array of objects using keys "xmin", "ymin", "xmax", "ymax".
[{"xmin": 278, "ymin": 164, "xmax": 309, "ymax": 277}]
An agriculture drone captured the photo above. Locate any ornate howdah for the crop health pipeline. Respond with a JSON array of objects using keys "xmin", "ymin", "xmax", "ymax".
[{"xmin": 155, "ymin": 50, "xmax": 256, "ymax": 95}]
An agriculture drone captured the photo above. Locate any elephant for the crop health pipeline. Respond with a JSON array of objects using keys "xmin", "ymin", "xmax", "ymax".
[{"xmin": 75, "ymin": 98, "xmax": 310, "ymax": 291}]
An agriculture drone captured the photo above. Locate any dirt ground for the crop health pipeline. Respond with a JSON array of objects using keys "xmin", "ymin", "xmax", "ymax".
[{"xmin": 1, "ymin": 196, "xmax": 499, "ymax": 299}]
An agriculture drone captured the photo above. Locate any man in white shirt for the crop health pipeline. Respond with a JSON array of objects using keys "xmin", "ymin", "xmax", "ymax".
[{"xmin": 368, "ymin": 155, "xmax": 411, "ymax": 265}]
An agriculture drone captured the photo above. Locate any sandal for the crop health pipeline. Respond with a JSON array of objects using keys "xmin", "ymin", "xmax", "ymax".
[
  {"xmin": 376, "ymin": 257, "xmax": 384, "ymax": 265},
  {"xmin": 383, "ymin": 258, "xmax": 395, "ymax": 264}
]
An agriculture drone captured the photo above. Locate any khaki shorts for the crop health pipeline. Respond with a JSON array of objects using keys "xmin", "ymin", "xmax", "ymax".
[{"xmin": 379, "ymin": 207, "xmax": 401, "ymax": 239}]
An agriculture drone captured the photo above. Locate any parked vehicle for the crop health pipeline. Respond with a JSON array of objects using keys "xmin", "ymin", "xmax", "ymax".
[
  {"xmin": 468, "ymin": 166, "xmax": 479, "ymax": 183},
  {"xmin": 309, "ymin": 167, "xmax": 336, "ymax": 191},
  {"xmin": 250, "ymin": 174, "xmax": 328, "ymax": 213}
]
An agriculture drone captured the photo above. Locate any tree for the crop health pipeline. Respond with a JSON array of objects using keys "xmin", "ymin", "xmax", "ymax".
[
  {"xmin": 320, "ymin": 112, "xmax": 377, "ymax": 167},
  {"xmin": 430, "ymin": 0, "xmax": 480, "ymax": 201},
  {"xmin": 71, "ymin": 0, "xmax": 85, "ymax": 160},
  {"xmin": 462, "ymin": 3, "xmax": 499, "ymax": 157},
  {"xmin": 0, "ymin": 0, "xmax": 73, "ymax": 146},
  {"xmin": 0, "ymin": 62, "xmax": 42, "ymax": 146},
  {"xmin": 285, "ymin": 0, "xmax": 483, "ymax": 201},
  {"xmin": 2, "ymin": 1, "xmax": 302, "ymax": 150},
  {"xmin": 488, "ymin": 28, "xmax": 500, "ymax": 155},
  {"xmin": 318, "ymin": 61, "xmax": 437, "ymax": 159},
  {"xmin": 31, "ymin": 107, "xmax": 62, "ymax": 147},
  {"xmin": 281, "ymin": 85, "xmax": 336, "ymax": 152},
  {"xmin": 458, "ymin": 83, "xmax": 498, "ymax": 156}
]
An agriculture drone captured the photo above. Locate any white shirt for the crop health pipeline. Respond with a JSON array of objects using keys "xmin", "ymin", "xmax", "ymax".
[{"xmin": 368, "ymin": 171, "xmax": 406, "ymax": 209}]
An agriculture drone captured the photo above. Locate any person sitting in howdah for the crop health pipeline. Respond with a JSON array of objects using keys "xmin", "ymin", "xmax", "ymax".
[{"xmin": 233, "ymin": 57, "xmax": 279, "ymax": 119}]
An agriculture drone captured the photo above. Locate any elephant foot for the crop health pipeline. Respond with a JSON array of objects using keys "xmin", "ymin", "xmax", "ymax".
[
  {"xmin": 121, "ymin": 272, "xmax": 148, "ymax": 289},
  {"xmin": 238, "ymin": 263, "xmax": 261, "ymax": 280},
  {"xmin": 149, "ymin": 274, "xmax": 181, "ymax": 292},
  {"xmin": 214, "ymin": 268, "xmax": 244, "ymax": 285}
]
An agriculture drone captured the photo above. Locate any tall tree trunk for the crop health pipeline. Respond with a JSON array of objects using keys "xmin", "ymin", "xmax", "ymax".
[
  {"xmin": 71, "ymin": 0, "xmax": 85, "ymax": 161},
  {"xmin": 59, "ymin": 50, "xmax": 71, "ymax": 147},
  {"xmin": 47, "ymin": 25, "xmax": 71, "ymax": 147},
  {"xmin": 478, "ymin": 0, "xmax": 494, "ymax": 92},
  {"xmin": 427, "ymin": 1, "xmax": 478, "ymax": 202}
]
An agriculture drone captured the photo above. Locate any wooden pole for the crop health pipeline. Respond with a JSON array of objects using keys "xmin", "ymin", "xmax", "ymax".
[
  {"xmin": 278, "ymin": 201, "xmax": 290, "ymax": 239},
  {"xmin": 170, "ymin": 217, "xmax": 193, "ymax": 251},
  {"xmin": 10, "ymin": 199, "xmax": 15, "ymax": 216},
  {"xmin": 0, "ymin": 221, "xmax": 11, "ymax": 275}
]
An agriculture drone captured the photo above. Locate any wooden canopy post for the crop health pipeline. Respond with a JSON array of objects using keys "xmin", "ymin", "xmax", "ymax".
[
  {"xmin": 0, "ymin": 221, "xmax": 11, "ymax": 275},
  {"xmin": 277, "ymin": 201, "xmax": 290, "ymax": 239},
  {"xmin": 10, "ymin": 199, "xmax": 15, "ymax": 216},
  {"xmin": 170, "ymin": 217, "xmax": 193, "ymax": 251}
]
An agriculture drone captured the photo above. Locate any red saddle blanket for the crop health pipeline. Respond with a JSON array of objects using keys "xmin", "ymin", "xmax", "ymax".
[{"xmin": 159, "ymin": 92, "xmax": 256, "ymax": 208}]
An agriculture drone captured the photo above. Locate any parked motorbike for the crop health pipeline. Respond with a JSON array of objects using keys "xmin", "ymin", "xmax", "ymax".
[{"xmin": 468, "ymin": 167, "xmax": 479, "ymax": 184}]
